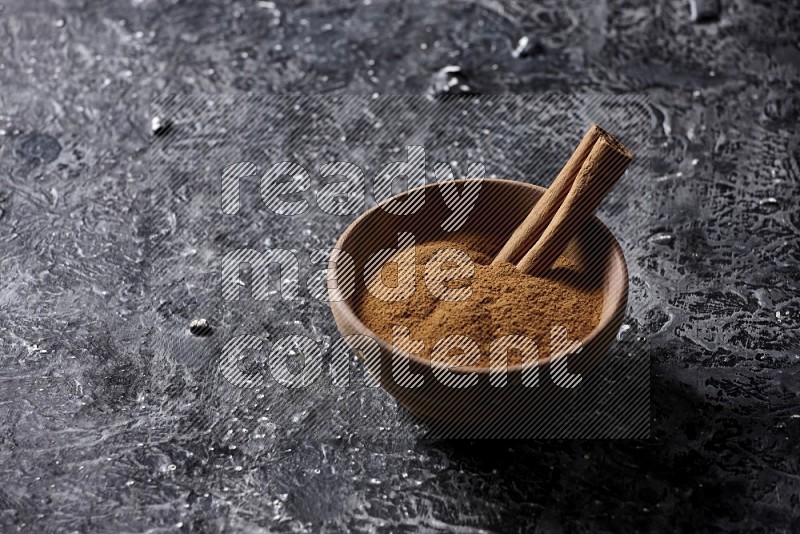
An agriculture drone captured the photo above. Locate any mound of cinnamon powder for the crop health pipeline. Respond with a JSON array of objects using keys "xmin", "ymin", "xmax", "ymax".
[{"xmin": 353, "ymin": 239, "xmax": 604, "ymax": 366}]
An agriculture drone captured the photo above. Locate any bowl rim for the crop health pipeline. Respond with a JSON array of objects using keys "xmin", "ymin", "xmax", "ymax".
[{"xmin": 328, "ymin": 177, "xmax": 629, "ymax": 375}]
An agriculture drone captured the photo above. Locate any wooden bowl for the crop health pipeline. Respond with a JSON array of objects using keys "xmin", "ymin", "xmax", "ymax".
[{"xmin": 328, "ymin": 178, "xmax": 628, "ymax": 427}]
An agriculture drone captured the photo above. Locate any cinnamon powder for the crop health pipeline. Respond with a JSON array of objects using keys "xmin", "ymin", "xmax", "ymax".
[{"xmin": 353, "ymin": 238, "xmax": 604, "ymax": 366}]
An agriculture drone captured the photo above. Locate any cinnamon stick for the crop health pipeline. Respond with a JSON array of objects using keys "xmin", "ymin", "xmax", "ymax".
[
  {"xmin": 515, "ymin": 126, "xmax": 632, "ymax": 276},
  {"xmin": 493, "ymin": 125, "xmax": 604, "ymax": 265}
]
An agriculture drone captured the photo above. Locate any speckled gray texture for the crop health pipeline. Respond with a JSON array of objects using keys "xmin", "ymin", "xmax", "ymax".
[{"xmin": 0, "ymin": 0, "xmax": 798, "ymax": 532}]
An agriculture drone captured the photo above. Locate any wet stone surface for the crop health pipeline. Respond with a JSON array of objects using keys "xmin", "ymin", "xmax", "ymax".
[{"xmin": 0, "ymin": 0, "xmax": 799, "ymax": 532}]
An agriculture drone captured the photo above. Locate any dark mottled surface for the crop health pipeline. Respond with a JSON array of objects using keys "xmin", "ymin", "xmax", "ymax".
[{"xmin": 0, "ymin": 0, "xmax": 799, "ymax": 532}]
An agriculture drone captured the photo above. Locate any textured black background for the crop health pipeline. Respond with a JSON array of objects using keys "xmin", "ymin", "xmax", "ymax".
[{"xmin": 1, "ymin": 0, "xmax": 799, "ymax": 532}]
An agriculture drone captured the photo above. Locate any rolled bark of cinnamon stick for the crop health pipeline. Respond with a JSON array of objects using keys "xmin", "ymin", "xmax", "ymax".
[
  {"xmin": 492, "ymin": 125, "xmax": 604, "ymax": 265},
  {"xmin": 516, "ymin": 126, "xmax": 632, "ymax": 276}
]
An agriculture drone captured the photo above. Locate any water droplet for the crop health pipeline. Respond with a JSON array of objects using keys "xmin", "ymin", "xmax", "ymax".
[
  {"xmin": 512, "ymin": 36, "xmax": 530, "ymax": 58},
  {"xmin": 189, "ymin": 318, "xmax": 213, "ymax": 337},
  {"xmin": 291, "ymin": 410, "xmax": 309, "ymax": 424},
  {"xmin": 648, "ymin": 233, "xmax": 674, "ymax": 246},
  {"xmin": 151, "ymin": 116, "xmax": 171, "ymax": 136},
  {"xmin": 617, "ymin": 324, "xmax": 631, "ymax": 341},
  {"xmin": 429, "ymin": 65, "xmax": 472, "ymax": 96}
]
